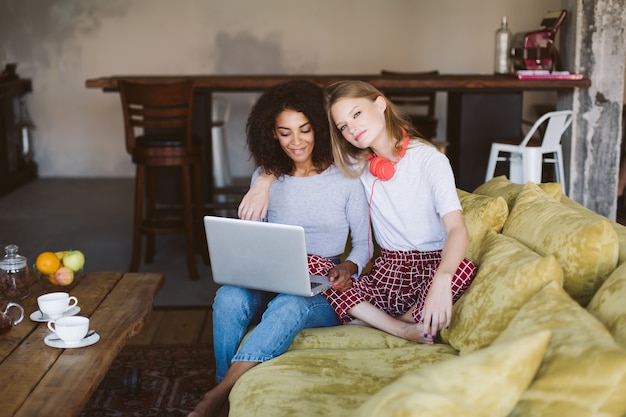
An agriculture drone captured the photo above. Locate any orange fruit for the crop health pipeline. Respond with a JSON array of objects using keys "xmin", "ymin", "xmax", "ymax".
[{"xmin": 36, "ymin": 252, "xmax": 61, "ymax": 275}]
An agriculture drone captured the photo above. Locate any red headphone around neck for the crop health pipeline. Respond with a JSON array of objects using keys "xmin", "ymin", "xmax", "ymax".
[{"xmin": 368, "ymin": 135, "xmax": 410, "ymax": 181}]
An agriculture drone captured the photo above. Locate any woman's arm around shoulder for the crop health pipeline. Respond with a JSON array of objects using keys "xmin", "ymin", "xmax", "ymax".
[{"xmin": 238, "ymin": 172, "xmax": 276, "ymax": 221}]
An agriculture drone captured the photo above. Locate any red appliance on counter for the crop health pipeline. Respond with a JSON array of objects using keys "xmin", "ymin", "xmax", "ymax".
[{"xmin": 511, "ymin": 10, "xmax": 567, "ymax": 71}]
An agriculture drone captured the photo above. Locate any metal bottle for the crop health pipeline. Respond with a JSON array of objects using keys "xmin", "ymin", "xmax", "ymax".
[{"xmin": 494, "ymin": 16, "xmax": 512, "ymax": 74}]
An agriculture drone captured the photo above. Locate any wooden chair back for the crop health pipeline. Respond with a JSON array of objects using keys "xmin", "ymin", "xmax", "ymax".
[
  {"xmin": 119, "ymin": 80, "xmax": 195, "ymax": 155},
  {"xmin": 380, "ymin": 70, "xmax": 439, "ymax": 139},
  {"xmin": 381, "ymin": 70, "xmax": 438, "ymax": 117}
]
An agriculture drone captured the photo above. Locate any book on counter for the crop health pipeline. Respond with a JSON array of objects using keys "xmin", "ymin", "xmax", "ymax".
[{"xmin": 516, "ymin": 70, "xmax": 584, "ymax": 80}]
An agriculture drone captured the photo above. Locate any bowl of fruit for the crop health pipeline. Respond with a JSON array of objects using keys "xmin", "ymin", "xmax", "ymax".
[{"xmin": 35, "ymin": 250, "xmax": 85, "ymax": 286}]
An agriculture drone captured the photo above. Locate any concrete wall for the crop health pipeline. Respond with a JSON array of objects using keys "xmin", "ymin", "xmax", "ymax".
[
  {"xmin": 560, "ymin": 0, "xmax": 626, "ymax": 218},
  {"xmin": 0, "ymin": 0, "xmax": 564, "ymax": 178}
]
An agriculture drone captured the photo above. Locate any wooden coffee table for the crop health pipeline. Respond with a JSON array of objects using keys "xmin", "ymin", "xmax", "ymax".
[{"xmin": 0, "ymin": 271, "xmax": 164, "ymax": 417}]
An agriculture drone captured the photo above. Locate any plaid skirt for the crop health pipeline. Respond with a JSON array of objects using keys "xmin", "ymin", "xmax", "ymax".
[
  {"xmin": 307, "ymin": 254, "xmax": 337, "ymax": 276},
  {"xmin": 323, "ymin": 248, "xmax": 476, "ymax": 324}
]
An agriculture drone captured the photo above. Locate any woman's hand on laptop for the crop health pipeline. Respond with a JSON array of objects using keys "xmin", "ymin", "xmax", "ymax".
[{"xmin": 328, "ymin": 261, "xmax": 357, "ymax": 292}]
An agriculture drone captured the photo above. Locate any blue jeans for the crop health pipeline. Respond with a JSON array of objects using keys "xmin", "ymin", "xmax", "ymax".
[{"xmin": 213, "ymin": 285, "xmax": 340, "ymax": 382}]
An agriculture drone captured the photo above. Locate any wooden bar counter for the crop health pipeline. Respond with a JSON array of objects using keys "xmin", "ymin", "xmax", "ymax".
[
  {"xmin": 0, "ymin": 271, "xmax": 164, "ymax": 417},
  {"xmin": 86, "ymin": 73, "xmax": 590, "ymax": 192},
  {"xmin": 85, "ymin": 73, "xmax": 589, "ymax": 92}
]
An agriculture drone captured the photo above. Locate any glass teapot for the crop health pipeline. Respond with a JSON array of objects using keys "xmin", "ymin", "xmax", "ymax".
[
  {"xmin": 0, "ymin": 244, "xmax": 32, "ymax": 300},
  {"xmin": 0, "ymin": 302, "xmax": 25, "ymax": 334}
]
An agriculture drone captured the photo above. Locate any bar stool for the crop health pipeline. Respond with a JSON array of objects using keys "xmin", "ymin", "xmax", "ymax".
[
  {"xmin": 485, "ymin": 110, "xmax": 573, "ymax": 194},
  {"xmin": 119, "ymin": 80, "xmax": 206, "ymax": 280}
]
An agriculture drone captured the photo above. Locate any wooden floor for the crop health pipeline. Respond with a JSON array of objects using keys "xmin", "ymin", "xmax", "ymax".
[{"xmin": 128, "ymin": 307, "xmax": 213, "ymax": 346}]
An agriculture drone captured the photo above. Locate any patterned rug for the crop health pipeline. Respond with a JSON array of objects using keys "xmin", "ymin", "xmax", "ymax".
[{"xmin": 79, "ymin": 345, "xmax": 216, "ymax": 417}]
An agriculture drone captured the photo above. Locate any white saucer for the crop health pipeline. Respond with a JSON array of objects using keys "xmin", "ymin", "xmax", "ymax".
[
  {"xmin": 44, "ymin": 331, "xmax": 100, "ymax": 349},
  {"xmin": 30, "ymin": 306, "xmax": 81, "ymax": 322}
]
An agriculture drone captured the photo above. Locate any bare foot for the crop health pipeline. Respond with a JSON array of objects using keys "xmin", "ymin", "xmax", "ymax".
[
  {"xmin": 398, "ymin": 322, "xmax": 434, "ymax": 344},
  {"xmin": 188, "ymin": 361, "xmax": 258, "ymax": 417},
  {"xmin": 347, "ymin": 302, "xmax": 435, "ymax": 344},
  {"xmin": 187, "ymin": 389, "xmax": 226, "ymax": 417},
  {"xmin": 351, "ymin": 315, "xmax": 433, "ymax": 344}
]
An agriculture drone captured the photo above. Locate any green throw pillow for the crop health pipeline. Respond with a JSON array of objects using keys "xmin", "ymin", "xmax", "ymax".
[
  {"xmin": 502, "ymin": 182, "xmax": 618, "ymax": 305},
  {"xmin": 494, "ymin": 281, "xmax": 626, "ymax": 417},
  {"xmin": 587, "ymin": 261, "xmax": 626, "ymax": 350},
  {"xmin": 440, "ymin": 230, "xmax": 562, "ymax": 353},
  {"xmin": 473, "ymin": 175, "xmax": 562, "ymax": 208},
  {"xmin": 561, "ymin": 194, "xmax": 626, "ymax": 266},
  {"xmin": 456, "ymin": 189, "xmax": 508, "ymax": 262}
]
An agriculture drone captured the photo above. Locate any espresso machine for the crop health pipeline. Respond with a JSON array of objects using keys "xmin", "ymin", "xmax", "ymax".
[{"xmin": 510, "ymin": 10, "xmax": 567, "ymax": 72}]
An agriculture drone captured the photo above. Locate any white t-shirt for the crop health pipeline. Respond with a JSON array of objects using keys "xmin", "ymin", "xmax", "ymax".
[{"xmin": 361, "ymin": 141, "xmax": 461, "ymax": 252}]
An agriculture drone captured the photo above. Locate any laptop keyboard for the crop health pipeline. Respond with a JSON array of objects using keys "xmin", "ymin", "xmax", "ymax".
[{"xmin": 310, "ymin": 282, "xmax": 322, "ymax": 289}]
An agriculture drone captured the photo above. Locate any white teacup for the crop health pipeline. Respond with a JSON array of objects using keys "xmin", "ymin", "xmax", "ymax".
[
  {"xmin": 37, "ymin": 292, "xmax": 78, "ymax": 320},
  {"xmin": 47, "ymin": 316, "xmax": 89, "ymax": 345}
]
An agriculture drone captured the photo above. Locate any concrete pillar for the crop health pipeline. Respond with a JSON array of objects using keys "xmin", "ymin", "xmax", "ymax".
[{"xmin": 560, "ymin": 0, "xmax": 625, "ymax": 218}]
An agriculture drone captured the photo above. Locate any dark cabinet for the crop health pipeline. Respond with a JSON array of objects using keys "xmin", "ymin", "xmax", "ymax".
[
  {"xmin": 0, "ymin": 79, "xmax": 37, "ymax": 197},
  {"xmin": 447, "ymin": 92, "xmax": 523, "ymax": 191}
]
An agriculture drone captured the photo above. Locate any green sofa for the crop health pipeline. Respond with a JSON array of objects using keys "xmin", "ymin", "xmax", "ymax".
[{"xmin": 229, "ymin": 176, "xmax": 626, "ymax": 417}]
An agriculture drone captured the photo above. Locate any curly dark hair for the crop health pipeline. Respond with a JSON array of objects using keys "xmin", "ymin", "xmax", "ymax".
[{"xmin": 246, "ymin": 80, "xmax": 333, "ymax": 177}]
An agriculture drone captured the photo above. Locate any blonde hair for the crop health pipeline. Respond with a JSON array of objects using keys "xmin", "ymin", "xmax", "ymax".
[{"xmin": 324, "ymin": 80, "xmax": 427, "ymax": 177}]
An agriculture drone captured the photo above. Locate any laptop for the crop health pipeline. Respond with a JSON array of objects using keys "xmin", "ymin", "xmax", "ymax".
[{"xmin": 203, "ymin": 215, "xmax": 334, "ymax": 296}]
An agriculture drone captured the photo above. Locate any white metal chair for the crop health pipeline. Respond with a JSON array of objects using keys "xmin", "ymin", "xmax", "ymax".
[{"xmin": 485, "ymin": 110, "xmax": 574, "ymax": 193}]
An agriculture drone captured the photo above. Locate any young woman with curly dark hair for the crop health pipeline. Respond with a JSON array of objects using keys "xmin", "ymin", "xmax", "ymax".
[
  {"xmin": 189, "ymin": 80, "xmax": 371, "ymax": 417},
  {"xmin": 246, "ymin": 79, "xmax": 334, "ymax": 178}
]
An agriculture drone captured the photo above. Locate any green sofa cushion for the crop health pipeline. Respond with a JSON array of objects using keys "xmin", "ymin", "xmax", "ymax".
[
  {"xmin": 473, "ymin": 177, "xmax": 626, "ymax": 267},
  {"xmin": 456, "ymin": 189, "xmax": 508, "ymax": 262},
  {"xmin": 560, "ymin": 194, "xmax": 626, "ymax": 266},
  {"xmin": 354, "ymin": 331, "xmax": 550, "ymax": 417},
  {"xmin": 473, "ymin": 175, "xmax": 562, "ymax": 208},
  {"xmin": 288, "ymin": 325, "xmax": 418, "ymax": 351},
  {"xmin": 230, "ymin": 341, "xmax": 458, "ymax": 417},
  {"xmin": 587, "ymin": 261, "xmax": 626, "ymax": 350},
  {"xmin": 495, "ymin": 281, "xmax": 626, "ymax": 417},
  {"xmin": 440, "ymin": 230, "xmax": 562, "ymax": 353},
  {"xmin": 502, "ymin": 182, "xmax": 618, "ymax": 306}
]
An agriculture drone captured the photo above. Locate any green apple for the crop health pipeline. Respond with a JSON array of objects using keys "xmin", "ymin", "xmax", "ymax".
[{"xmin": 62, "ymin": 250, "xmax": 85, "ymax": 272}]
